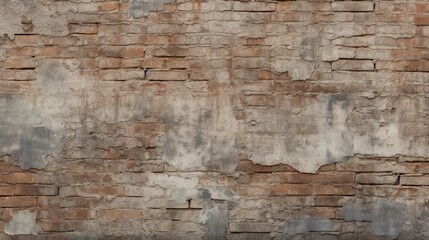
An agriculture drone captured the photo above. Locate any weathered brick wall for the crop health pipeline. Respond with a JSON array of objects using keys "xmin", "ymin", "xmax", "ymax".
[{"xmin": 0, "ymin": 0, "xmax": 429, "ymax": 239}]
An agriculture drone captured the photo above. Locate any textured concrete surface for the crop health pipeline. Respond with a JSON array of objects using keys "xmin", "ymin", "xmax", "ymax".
[{"xmin": 0, "ymin": 0, "xmax": 429, "ymax": 239}]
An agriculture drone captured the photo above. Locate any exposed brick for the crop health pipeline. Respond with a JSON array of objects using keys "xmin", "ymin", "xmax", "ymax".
[
  {"xmin": 68, "ymin": 24, "xmax": 98, "ymax": 34},
  {"xmin": 0, "ymin": 172, "xmax": 36, "ymax": 184},
  {"xmin": 100, "ymin": 69, "xmax": 145, "ymax": 80},
  {"xmin": 0, "ymin": 70, "xmax": 36, "ymax": 80},
  {"xmin": 98, "ymin": 58, "xmax": 121, "ymax": 69},
  {"xmin": 101, "ymin": 209, "xmax": 147, "ymax": 221},
  {"xmin": 270, "ymin": 184, "xmax": 313, "ymax": 196},
  {"xmin": 355, "ymin": 174, "xmax": 398, "ymax": 185},
  {"xmin": 0, "ymin": 197, "xmax": 37, "ymax": 207},
  {"xmin": 14, "ymin": 185, "xmax": 59, "ymax": 196},
  {"xmin": 414, "ymin": 15, "xmax": 429, "ymax": 25},
  {"xmin": 277, "ymin": 172, "xmax": 354, "ymax": 184},
  {"xmin": 40, "ymin": 221, "xmax": 80, "ymax": 232},
  {"xmin": 4, "ymin": 59, "xmax": 37, "ymax": 69},
  {"xmin": 99, "ymin": 1, "xmax": 120, "ymax": 12},
  {"xmin": 152, "ymin": 47, "xmax": 187, "ymax": 57},
  {"xmin": 332, "ymin": 2, "xmax": 374, "ymax": 12},
  {"xmin": 146, "ymin": 70, "xmax": 188, "ymax": 81},
  {"xmin": 121, "ymin": 47, "xmax": 145, "ymax": 58},
  {"xmin": 0, "ymin": 1, "xmax": 429, "ymax": 238},
  {"xmin": 0, "ymin": 186, "xmax": 13, "ymax": 196},
  {"xmin": 244, "ymin": 94, "xmax": 275, "ymax": 107},
  {"xmin": 400, "ymin": 176, "xmax": 429, "ymax": 186},
  {"xmin": 127, "ymin": 122, "xmax": 165, "ymax": 135},
  {"xmin": 313, "ymin": 185, "xmax": 356, "ymax": 196},
  {"xmin": 315, "ymin": 196, "xmax": 352, "ymax": 207}
]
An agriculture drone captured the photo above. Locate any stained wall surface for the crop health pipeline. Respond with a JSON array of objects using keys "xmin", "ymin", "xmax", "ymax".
[{"xmin": 0, "ymin": 0, "xmax": 429, "ymax": 239}]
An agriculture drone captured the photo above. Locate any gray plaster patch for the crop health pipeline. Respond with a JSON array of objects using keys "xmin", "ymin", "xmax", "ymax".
[
  {"xmin": 273, "ymin": 60, "xmax": 315, "ymax": 81},
  {"xmin": 284, "ymin": 216, "xmax": 336, "ymax": 236},
  {"xmin": 200, "ymin": 201, "xmax": 228, "ymax": 240},
  {"xmin": 245, "ymin": 94, "xmax": 354, "ymax": 173},
  {"xmin": 342, "ymin": 199, "xmax": 405, "ymax": 239},
  {"xmin": 5, "ymin": 210, "xmax": 40, "ymax": 235},
  {"xmin": 197, "ymin": 187, "xmax": 236, "ymax": 201},
  {"xmin": 0, "ymin": 0, "xmax": 68, "ymax": 38},
  {"xmin": 159, "ymin": 95, "xmax": 240, "ymax": 173},
  {"xmin": 129, "ymin": 0, "xmax": 175, "ymax": 18},
  {"xmin": 0, "ymin": 59, "xmax": 91, "ymax": 169},
  {"xmin": 373, "ymin": 200, "xmax": 404, "ymax": 238},
  {"xmin": 245, "ymin": 92, "xmax": 429, "ymax": 173}
]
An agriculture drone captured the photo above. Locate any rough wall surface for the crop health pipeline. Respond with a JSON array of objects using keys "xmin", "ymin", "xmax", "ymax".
[{"xmin": 0, "ymin": 0, "xmax": 429, "ymax": 239}]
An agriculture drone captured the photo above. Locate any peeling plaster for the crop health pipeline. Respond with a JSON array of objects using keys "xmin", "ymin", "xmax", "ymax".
[
  {"xmin": 245, "ymin": 94, "xmax": 353, "ymax": 173},
  {"xmin": 0, "ymin": 59, "xmax": 91, "ymax": 169},
  {"xmin": 158, "ymin": 94, "xmax": 240, "ymax": 173},
  {"xmin": 200, "ymin": 201, "xmax": 228, "ymax": 240},
  {"xmin": 129, "ymin": 0, "xmax": 175, "ymax": 18},
  {"xmin": 284, "ymin": 216, "xmax": 336, "ymax": 236},
  {"xmin": 343, "ymin": 198, "xmax": 406, "ymax": 238},
  {"xmin": 5, "ymin": 210, "xmax": 40, "ymax": 236},
  {"xmin": 0, "ymin": 0, "xmax": 68, "ymax": 38},
  {"xmin": 245, "ymin": 93, "xmax": 429, "ymax": 173}
]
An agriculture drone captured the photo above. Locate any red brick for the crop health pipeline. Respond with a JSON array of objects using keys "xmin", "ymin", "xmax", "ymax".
[
  {"xmin": 4, "ymin": 59, "xmax": 38, "ymax": 69},
  {"xmin": 68, "ymin": 24, "xmax": 98, "ymax": 34},
  {"xmin": 278, "ymin": 172, "xmax": 354, "ymax": 184},
  {"xmin": 152, "ymin": 47, "xmax": 187, "ymax": 57},
  {"xmin": 84, "ymin": 185, "xmax": 124, "ymax": 196},
  {"xmin": 121, "ymin": 47, "xmax": 145, "ymax": 58},
  {"xmin": 102, "ymin": 209, "xmax": 147, "ymax": 221},
  {"xmin": 98, "ymin": 58, "xmax": 121, "ymax": 69},
  {"xmin": 127, "ymin": 122, "xmax": 165, "ymax": 136},
  {"xmin": 141, "ymin": 58, "xmax": 166, "ymax": 69},
  {"xmin": 6, "ymin": 47, "xmax": 36, "ymax": 56},
  {"xmin": 0, "ymin": 70, "xmax": 36, "ymax": 81},
  {"xmin": 332, "ymin": 1, "xmax": 374, "ymax": 12},
  {"xmin": 38, "ymin": 46, "xmax": 64, "ymax": 57},
  {"xmin": 233, "ymin": 2, "xmax": 276, "ymax": 12},
  {"xmin": 100, "ymin": 69, "xmax": 145, "ymax": 81},
  {"xmin": 414, "ymin": 15, "xmax": 429, "ymax": 25},
  {"xmin": 0, "ymin": 172, "xmax": 36, "ymax": 184},
  {"xmin": 400, "ymin": 176, "xmax": 429, "ymax": 186},
  {"xmin": 147, "ymin": 70, "xmax": 188, "ymax": 81},
  {"xmin": 0, "ymin": 197, "xmax": 37, "ymax": 207},
  {"xmin": 315, "ymin": 196, "xmax": 351, "ymax": 207},
  {"xmin": 376, "ymin": 60, "xmax": 429, "ymax": 72},
  {"xmin": 313, "ymin": 185, "xmax": 356, "ymax": 196},
  {"xmin": 270, "ymin": 184, "xmax": 312, "ymax": 196},
  {"xmin": 14, "ymin": 185, "xmax": 59, "ymax": 196},
  {"xmin": 121, "ymin": 59, "xmax": 140, "ymax": 68},
  {"xmin": 303, "ymin": 207, "xmax": 336, "ymax": 219},
  {"xmin": 79, "ymin": 58, "xmax": 97, "ymax": 69},
  {"xmin": 99, "ymin": 1, "xmax": 120, "ymax": 11},
  {"xmin": 13, "ymin": 35, "xmax": 43, "ymax": 45},
  {"xmin": 63, "ymin": 209, "xmax": 91, "ymax": 220},
  {"xmin": 0, "ymin": 186, "xmax": 13, "ymax": 196},
  {"xmin": 244, "ymin": 94, "xmax": 275, "ymax": 107},
  {"xmin": 40, "ymin": 221, "xmax": 80, "ymax": 232}
]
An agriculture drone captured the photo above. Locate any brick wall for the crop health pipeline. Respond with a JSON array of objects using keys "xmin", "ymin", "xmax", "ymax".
[{"xmin": 0, "ymin": 0, "xmax": 429, "ymax": 239}]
